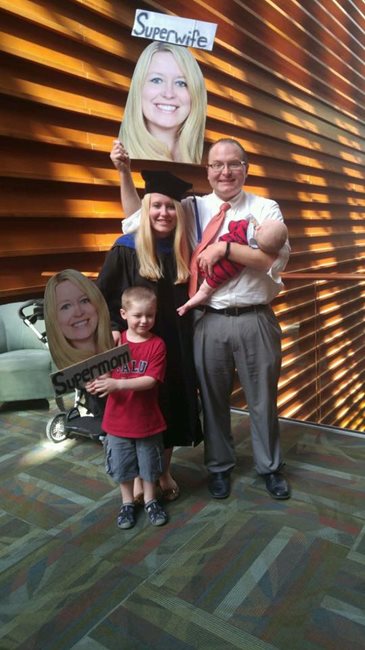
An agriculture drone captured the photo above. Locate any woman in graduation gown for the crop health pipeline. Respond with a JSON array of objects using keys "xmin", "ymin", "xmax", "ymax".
[{"xmin": 97, "ymin": 169, "xmax": 202, "ymax": 502}]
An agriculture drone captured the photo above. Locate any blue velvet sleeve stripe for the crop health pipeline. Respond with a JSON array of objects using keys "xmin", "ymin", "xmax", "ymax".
[
  {"xmin": 114, "ymin": 233, "xmax": 136, "ymax": 248},
  {"xmin": 114, "ymin": 233, "xmax": 173, "ymax": 254}
]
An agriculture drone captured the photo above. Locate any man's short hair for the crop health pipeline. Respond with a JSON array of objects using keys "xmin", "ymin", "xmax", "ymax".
[{"xmin": 208, "ymin": 138, "xmax": 249, "ymax": 165}]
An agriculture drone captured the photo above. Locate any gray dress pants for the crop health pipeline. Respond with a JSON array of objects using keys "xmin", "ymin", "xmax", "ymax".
[{"xmin": 193, "ymin": 305, "xmax": 283, "ymax": 475}]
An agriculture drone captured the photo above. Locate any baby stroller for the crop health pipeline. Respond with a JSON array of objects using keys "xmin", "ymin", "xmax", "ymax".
[
  {"xmin": 19, "ymin": 300, "xmax": 105, "ymax": 444},
  {"xmin": 45, "ymin": 391, "xmax": 106, "ymax": 445}
]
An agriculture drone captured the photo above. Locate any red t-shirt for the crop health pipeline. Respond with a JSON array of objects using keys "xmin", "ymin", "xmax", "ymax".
[{"xmin": 102, "ymin": 331, "xmax": 166, "ymax": 438}]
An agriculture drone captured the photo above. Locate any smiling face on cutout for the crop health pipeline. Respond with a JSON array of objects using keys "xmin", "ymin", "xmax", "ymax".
[
  {"xmin": 55, "ymin": 280, "xmax": 99, "ymax": 352},
  {"xmin": 141, "ymin": 51, "xmax": 191, "ymax": 137}
]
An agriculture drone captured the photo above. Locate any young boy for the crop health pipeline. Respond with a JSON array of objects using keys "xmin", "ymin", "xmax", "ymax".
[
  {"xmin": 89, "ymin": 286, "xmax": 168, "ymax": 529},
  {"xmin": 177, "ymin": 217, "xmax": 288, "ymax": 316}
]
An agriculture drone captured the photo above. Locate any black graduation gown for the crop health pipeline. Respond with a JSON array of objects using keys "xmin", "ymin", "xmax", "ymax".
[{"xmin": 97, "ymin": 236, "xmax": 203, "ymax": 448}]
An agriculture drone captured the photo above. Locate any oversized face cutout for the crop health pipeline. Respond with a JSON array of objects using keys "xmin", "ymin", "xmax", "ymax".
[
  {"xmin": 142, "ymin": 51, "xmax": 191, "ymax": 136},
  {"xmin": 55, "ymin": 280, "xmax": 99, "ymax": 352},
  {"xmin": 119, "ymin": 42, "xmax": 207, "ymax": 164}
]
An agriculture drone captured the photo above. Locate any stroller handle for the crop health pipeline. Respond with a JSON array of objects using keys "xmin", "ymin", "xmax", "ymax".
[
  {"xmin": 18, "ymin": 299, "xmax": 45, "ymax": 324},
  {"xmin": 18, "ymin": 299, "xmax": 48, "ymax": 345}
]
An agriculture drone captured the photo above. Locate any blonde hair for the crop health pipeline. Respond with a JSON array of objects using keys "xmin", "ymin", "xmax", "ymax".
[
  {"xmin": 119, "ymin": 41, "xmax": 207, "ymax": 163},
  {"xmin": 135, "ymin": 194, "xmax": 190, "ymax": 283},
  {"xmin": 256, "ymin": 220, "xmax": 288, "ymax": 254},
  {"xmin": 121, "ymin": 286, "xmax": 157, "ymax": 311},
  {"xmin": 44, "ymin": 269, "xmax": 114, "ymax": 369}
]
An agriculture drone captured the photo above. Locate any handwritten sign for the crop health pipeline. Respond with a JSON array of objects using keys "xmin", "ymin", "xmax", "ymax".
[
  {"xmin": 51, "ymin": 344, "xmax": 131, "ymax": 397},
  {"xmin": 132, "ymin": 10, "xmax": 217, "ymax": 51}
]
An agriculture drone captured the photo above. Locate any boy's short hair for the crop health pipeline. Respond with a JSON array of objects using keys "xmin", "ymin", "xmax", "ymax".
[{"xmin": 121, "ymin": 286, "xmax": 157, "ymax": 310}]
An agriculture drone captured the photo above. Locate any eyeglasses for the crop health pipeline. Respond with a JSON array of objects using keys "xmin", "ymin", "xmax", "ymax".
[{"xmin": 207, "ymin": 161, "xmax": 247, "ymax": 172}]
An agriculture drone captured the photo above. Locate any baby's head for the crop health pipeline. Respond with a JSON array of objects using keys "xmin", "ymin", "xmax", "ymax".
[{"xmin": 255, "ymin": 220, "xmax": 288, "ymax": 254}]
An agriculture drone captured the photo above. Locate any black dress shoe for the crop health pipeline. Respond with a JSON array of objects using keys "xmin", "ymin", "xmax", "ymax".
[
  {"xmin": 264, "ymin": 472, "xmax": 290, "ymax": 500},
  {"xmin": 208, "ymin": 471, "xmax": 231, "ymax": 499}
]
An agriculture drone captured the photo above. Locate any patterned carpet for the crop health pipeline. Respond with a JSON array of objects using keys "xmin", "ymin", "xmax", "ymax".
[{"xmin": 0, "ymin": 400, "xmax": 364, "ymax": 650}]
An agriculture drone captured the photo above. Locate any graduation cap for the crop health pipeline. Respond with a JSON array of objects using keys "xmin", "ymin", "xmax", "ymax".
[{"xmin": 141, "ymin": 170, "xmax": 193, "ymax": 202}]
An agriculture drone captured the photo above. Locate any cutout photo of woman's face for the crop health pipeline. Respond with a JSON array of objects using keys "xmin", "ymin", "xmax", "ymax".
[
  {"xmin": 44, "ymin": 269, "xmax": 114, "ymax": 370},
  {"xmin": 55, "ymin": 280, "xmax": 99, "ymax": 352},
  {"xmin": 142, "ymin": 50, "xmax": 191, "ymax": 137},
  {"xmin": 119, "ymin": 41, "xmax": 207, "ymax": 164}
]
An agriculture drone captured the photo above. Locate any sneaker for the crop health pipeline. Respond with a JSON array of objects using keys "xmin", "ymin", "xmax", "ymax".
[
  {"xmin": 117, "ymin": 504, "xmax": 136, "ymax": 529},
  {"xmin": 144, "ymin": 500, "xmax": 168, "ymax": 527}
]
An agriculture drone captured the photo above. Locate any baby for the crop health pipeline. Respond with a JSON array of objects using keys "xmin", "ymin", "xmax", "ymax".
[{"xmin": 177, "ymin": 218, "xmax": 288, "ymax": 316}]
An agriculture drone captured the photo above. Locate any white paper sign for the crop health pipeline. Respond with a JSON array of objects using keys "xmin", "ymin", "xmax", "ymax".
[{"xmin": 132, "ymin": 10, "xmax": 217, "ymax": 51}]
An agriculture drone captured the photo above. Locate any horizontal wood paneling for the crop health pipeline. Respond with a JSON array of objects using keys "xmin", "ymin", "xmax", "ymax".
[{"xmin": 0, "ymin": 0, "xmax": 364, "ymax": 431}]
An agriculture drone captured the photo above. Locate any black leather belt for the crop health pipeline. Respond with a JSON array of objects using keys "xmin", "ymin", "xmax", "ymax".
[{"xmin": 195, "ymin": 304, "xmax": 266, "ymax": 316}]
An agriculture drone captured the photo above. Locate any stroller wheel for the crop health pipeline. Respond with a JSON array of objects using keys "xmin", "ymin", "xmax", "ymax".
[{"xmin": 46, "ymin": 413, "xmax": 68, "ymax": 443}]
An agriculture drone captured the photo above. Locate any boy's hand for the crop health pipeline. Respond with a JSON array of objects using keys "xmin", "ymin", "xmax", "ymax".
[
  {"xmin": 84, "ymin": 373, "xmax": 111, "ymax": 395},
  {"xmin": 91, "ymin": 376, "xmax": 120, "ymax": 398}
]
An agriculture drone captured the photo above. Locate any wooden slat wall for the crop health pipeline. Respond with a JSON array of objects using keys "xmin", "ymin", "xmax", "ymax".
[{"xmin": 0, "ymin": 0, "xmax": 364, "ymax": 431}]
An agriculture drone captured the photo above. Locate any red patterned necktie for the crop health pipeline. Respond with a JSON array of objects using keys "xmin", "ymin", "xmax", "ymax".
[{"xmin": 188, "ymin": 202, "xmax": 231, "ymax": 297}]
